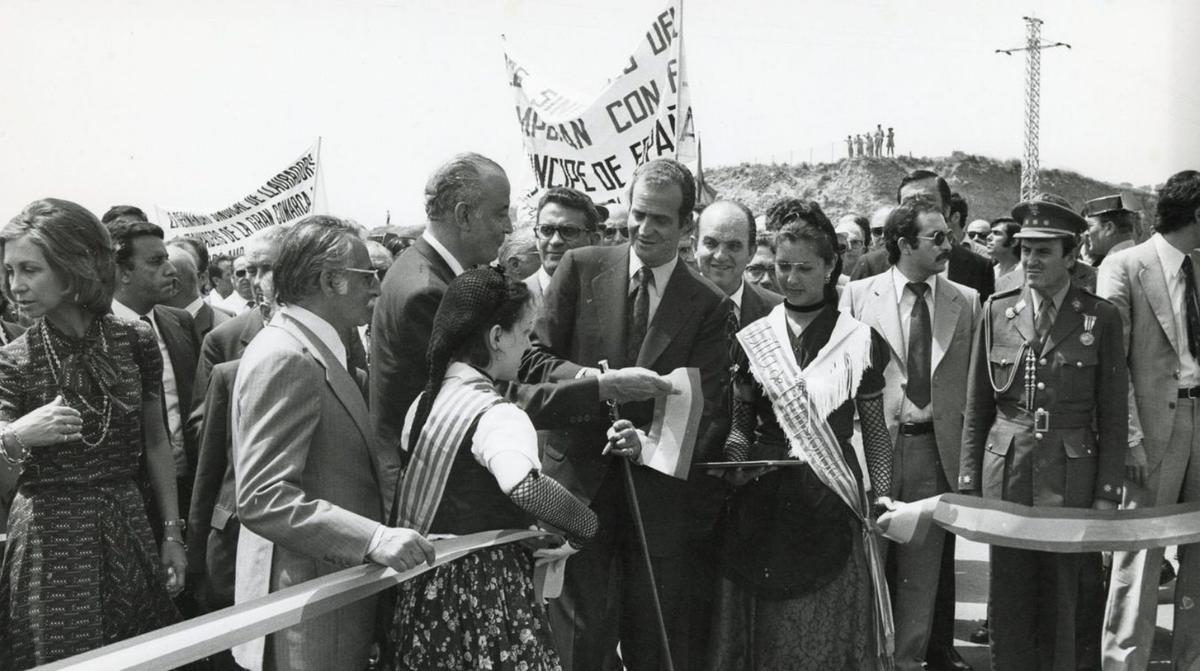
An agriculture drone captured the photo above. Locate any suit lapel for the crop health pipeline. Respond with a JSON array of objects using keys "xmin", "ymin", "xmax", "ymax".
[
  {"xmin": 1013, "ymin": 286, "xmax": 1037, "ymax": 344},
  {"xmin": 195, "ymin": 304, "xmax": 213, "ymax": 336},
  {"xmin": 1042, "ymin": 285, "xmax": 1084, "ymax": 355},
  {"xmin": 1137, "ymin": 250, "xmax": 1181, "ymax": 355},
  {"xmin": 865, "ymin": 273, "xmax": 905, "ymax": 366},
  {"xmin": 638, "ymin": 261, "xmax": 695, "ymax": 367},
  {"xmin": 931, "ymin": 277, "xmax": 962, "ymax": 372},
  {"xmin": 277, "ymin": 315, "xmax": 372, "ymax": 447},
  {"xmin": 154, "ymin": 307, "xmax": 187, "ymax": 383},
  {"xmin": 414, "ymin": 237, "xmax": 457, "ymax": 286},
  {"xmin": 590, "ymin": 247, "xmax": 631, "ymax": 367}
]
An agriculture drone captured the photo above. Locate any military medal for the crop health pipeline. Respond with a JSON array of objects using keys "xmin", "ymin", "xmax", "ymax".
[
  {"xmin": 1007, "ymin": 299, "xmax": 1026, "ymax": 320},
  {"xmin": 1072, "ymin": 298, "xmax": 1083, "ymax": 313},
  {"xmin": 1080, "ymin": 314, "xmax": 1096, "ymax": 346}
]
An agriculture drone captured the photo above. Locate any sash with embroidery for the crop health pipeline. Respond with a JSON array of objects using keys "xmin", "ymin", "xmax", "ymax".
[
  {"xmin": 395, "ymin": 374, "xmax": 502, "ymax": 534},
  {"xmin": 737, "ymin": 305, "xmax": 895, "ymax": 670}
]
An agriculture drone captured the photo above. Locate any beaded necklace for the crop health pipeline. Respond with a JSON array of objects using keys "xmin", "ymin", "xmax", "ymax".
[{"xmin": 40, "ymin": 319, "xmax": 113, "ymax": 447}]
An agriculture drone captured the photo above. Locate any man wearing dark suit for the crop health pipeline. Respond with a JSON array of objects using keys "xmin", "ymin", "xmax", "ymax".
[
  {"xmin": 695, "ymin": 199, "xmax": 784, "ymax": 327},
  {"xmin": 525, "ymin": 159, "xmax": 734, "ymax": 671},
  {"xmin": 105, "ymin": 219, "xmax": 200, "ymax": 517},
  {"xmin": 166, "ymin": 241, "xmax": 233, "ymax": 344},
  {"xmin": 849, "ymin": 170, "xmax": 988, "ymax": 671},
  {"xmin": 851, "ymin": 170, "xmax": 994, "ymax": 305},
  {"xmin": 525, "ymin": 187, "xmax": 602, "ymax": 308},
  {"xmin": 371, "ymin": 154, "xmax": 668, "ymax": 487}
]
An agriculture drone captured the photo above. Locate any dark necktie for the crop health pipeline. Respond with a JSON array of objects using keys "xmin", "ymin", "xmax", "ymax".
[
  {"xmin": 1034, "ymin": 293, "xmax": 1055, "ymax": 352},
  {"xmin": 1181, "ymin": 258, "xmax": 1200, "ymax": 360},
  {"xmin": 905, "ymin": 282, "xmax": 931, "ymax": 408},
  {"xmin": 626, "ymin": 267, "xmax": 652, "ymax": 365}
]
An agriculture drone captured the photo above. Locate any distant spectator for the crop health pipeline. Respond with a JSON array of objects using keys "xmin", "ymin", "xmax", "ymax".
[
  {"xmin": 855, "ymin": 135, "xmax": 865, "ymax": 158},
  {"xmin": 166, "ymin": 241, "xmax": 232, "ymax": 344},
  {"xmin": 835, "ymin": 215, "xmax": 868, "ymax": 281},
  {"xmin": 869, "ymin": 206, "xmax": 895, "ymax": 250},
  {"xmin": 207, "ymin": 255, "xmax": 234, "ymax": 304},
  {"xmin": 498, "ymin": 228, "xmax": 541, "ymax": 281},
  {"xmin": 964, "ymin": 218, "xmax": 992, "ymax": 256},
  {"xmin": 874, "ymin": 124, "xmax": 884, "ymax": 156},
  {"xmin": 987, "ymin": 217, "xmax": 1022, "ymax": 282},
  {"xmin": 101, "ymin": 204, "xmax": 148, "ymax": 226},
  {"xmin": 745, "ymin": 231, "xmax": 779, "ymax": 293},
  {"xmin": 886, "ymin": 128, "xmax": 895, "ymax": 156},
  {"xmin": 601, "ymin": 203, "xmax": 629, "ymax": 246},
  {"xmin": 948, "ymin": 192, "xmax": 969, "ymax": 242},
  {"xmin": 846, "ymin": 135, "xmax": 854, "ymax": 159},
  {"xmin": 1082, "ymin": 194, "xmax": 1139, "ymax": 267}
]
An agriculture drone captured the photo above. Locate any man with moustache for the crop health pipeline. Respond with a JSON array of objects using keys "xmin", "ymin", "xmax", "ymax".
[
  {"xmin": 959, "ymin": 195, "xmax": 1126, "ymax": 670},
  {"xmin": 522, "ymin": 158, "xmax": 733, "ymax": 670},
  {"xmin": 841, "ymin": 197, "xmax": 978, "ymax": 671},
  {"xmin": 852, "ymin": 170, "xmax": 994, "ymax": 303},
  {"xmin": 527, "ymin": 187, "xmax": 602, "ymax": 304}
]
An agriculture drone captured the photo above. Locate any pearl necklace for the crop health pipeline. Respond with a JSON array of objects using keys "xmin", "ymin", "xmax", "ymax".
[{"xmin": 41, "ymin": 320, "xmax": 113, "ymax": 448}]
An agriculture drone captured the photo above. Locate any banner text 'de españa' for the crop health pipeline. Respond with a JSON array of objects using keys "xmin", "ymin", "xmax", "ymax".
[
  {"xmin": 157, "ymin": 143, "xmax": 319, "ymax": 257},
  {"xmin": 505, "ymin": 3, "xmax": 697, "ymax": 204}
]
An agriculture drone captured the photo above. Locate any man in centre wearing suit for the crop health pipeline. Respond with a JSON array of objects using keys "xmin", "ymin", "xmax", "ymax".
[
  {"xmin": 522, "ymin": 158, "xmax": 734, "ymax": 670},
  {"xmin": 526, "ymin": 186, "xmax": 603, "ymax": 306},
  {"xmin": 1100, "ymin": 170, "xmax": 1200, "ymax": 670},
  {"xmin": 233, "ymin": 216, "xmax": 434, "ymax": 671},
  {"xmin": 841, "ymin": 197, "xmax": 978, "ymax": 671},
  {"xmin": 695, "ymin": 199, "xmax": 783, "ymax": 327}
]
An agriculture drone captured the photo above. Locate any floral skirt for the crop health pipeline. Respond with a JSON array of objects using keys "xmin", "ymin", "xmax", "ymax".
[
  {"xmin": 709, "ymin": 529, "xmax": 874, "ymax": 670},
  {"xmin": 388, "ymin": 544, "xmax": 561, "ymax": 670}
]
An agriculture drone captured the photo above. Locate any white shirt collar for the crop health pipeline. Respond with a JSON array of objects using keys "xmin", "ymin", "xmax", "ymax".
[
  {"xmin": 536, "ymin": 266, "xmax": 553, "ymax": 293},
  {"xmin": 278, "ymin": 304, "xmax": 347, "ymax": 370},
  {"xmin": 890, "ymin": 267, "xmax": 937, "ymax": 304},
  {"xmin": 111, "ymin": 299, "xmax": 156, "ymax": 328},
  {"xmin": 184, "ymin": 297, "xmax": 204, "ymax": 317},
  {"xmin": 422, "ymin": 230, "xmax": 466, "ymax": 277},
  {"xmin": 729, "ymin": 280, "xmax": 746, "ymax": 312},
  {"xmin": 1153, "ymin": 233, "xmax": 1188, "ymax": 281},
  {"xmin": 628, "ymin": 251, "xmax": 678, "ymax": 293}
]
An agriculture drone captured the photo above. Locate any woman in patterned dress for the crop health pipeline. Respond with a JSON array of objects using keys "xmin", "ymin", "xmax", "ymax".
[
  {"xmin": 0, "ymin": 199, "xmax": 182, "ymax": 669},
  {"xmin": 709, "ymin": 200, "xmax": 895, "ymax": 670},
  {"xmin": 387, "ymin": 268, "xmax": 635, "ymax": 670}
]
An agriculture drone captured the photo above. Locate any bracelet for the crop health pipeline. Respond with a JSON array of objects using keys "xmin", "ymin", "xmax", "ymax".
[
  {"xmin": 163, "ymin": 537, "xmax": 188, "ymax": 551},
  {"xmin": 0, "ymin": 427, "xmax": 30, "ymax": 466},
  {"xmin": 164, "ymin": 518, "xmax": 187, "ymax": 532}
]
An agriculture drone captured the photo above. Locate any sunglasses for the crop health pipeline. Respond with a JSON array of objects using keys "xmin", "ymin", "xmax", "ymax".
[
  {"xmin": 966, "ymin": 231, "xmax": 989, "ymax": 241},
  {"xmin": 744, "ymin": 265, "xmax": 773, "ymax": 281},
  {"xmin": 234, "ymin": 269, "xmax": 247, "ymax": 278},
  {"xmin": 603, "ymin": 226, "xmax": 630, "ymax": 240},
  {"xmin": 535, "ymin": 224, "xmax": 590, "ymax": 242},
  {"xmin": 914, "ymin": 231, "xmax": 950, "ymax": 246}
]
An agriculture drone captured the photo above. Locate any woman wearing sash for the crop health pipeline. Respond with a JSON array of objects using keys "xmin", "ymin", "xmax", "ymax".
[
  {"xmin": 387, "ymin": 268, "xmax": 636, "ymax": 670},
  {"xmin": 710, "ymin": 199, "xmax": 896, "ymax": 670}
]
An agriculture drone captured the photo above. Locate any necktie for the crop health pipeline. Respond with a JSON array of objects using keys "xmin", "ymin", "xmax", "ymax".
[
  {"xmin": 905, "ymin": 282, "xmax": 931, "ymax": 408},
  {"xmin": 1034, "ymin": 292, "xmax": 1055, "ymax": 352},
  {"xmin": 1181, "ymin": 258, "xmax": 1200, "ymax": 360},
  {"xmin": 626, "ymin": 267, "xmax": 652, "ymax": 365}
]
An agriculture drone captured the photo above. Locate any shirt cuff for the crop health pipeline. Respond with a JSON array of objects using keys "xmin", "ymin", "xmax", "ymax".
[{"xmin": 366, "ymin": 524, "xmax": 386, "ymax": 560}]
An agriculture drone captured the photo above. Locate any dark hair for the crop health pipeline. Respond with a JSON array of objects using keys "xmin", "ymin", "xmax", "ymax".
[
  {"xmin": 1093, "ymin": 210, "xmax": 1138, "ymax": 234},
  {"xmin": 991, "ymin": 217, "xmax": 1022, "ymax": 246},
  {"xmin": 105, "ymin": 219, "xmax": 165, "ymax": 269},
  {"xmin": 424, "ymin": 153, "xmax": 504, "ymax": 223},
  {"xmin": 897, "ymin": 169, "xmax": 952, "ymax": 209},
  {"xmin": 629, "ymin": 159, "xmax": 696, "ymax": 225},
  {"xmin": 208, "ymin": 255, "xmax": 232, "ymax": 283},
  {"xmin": 767, "ymin": 198, "xmax": 841, "ymax": 300},
  {"xmin": 408, "ymin": 268, "xmax": 533, "ymax": 452},
  {"xmin": 101, "ymin": 205, "xmax": 147, "ymax": 225},
  {"xmin": 537, "ymin": 187, "xmax": 601, "ymax": 231},
  {"xmin": 756, "ymin": 230, "xmax": 776, "ymax": 250},
  {"xmin": 851, "ymin": 215, "xmax": 870, "ymax": 242},
  {"xmin": 948, "ymin": 192, "xmax": 968, "ymax": 224},
  {"xmin": 1155, "ymin": 170, "xmax": 1200, "ymax": 234},
  {"xmin": 272, "ymin": 215, "xmax": 358, "ymax": 306},
  {"xmin": 703, "ymin": 199, "xmax": 757, "ymax": 249},
  {"xmin": 2, "ymin": 198, "xmax": 116, "ymax": 316},
  {"xmin": 168, "ymin": 236, "xmax": 209, "ymax": 273},
  {"xmin": 884, "ymin": 195, "xmax": 944, "ymax": 265}
]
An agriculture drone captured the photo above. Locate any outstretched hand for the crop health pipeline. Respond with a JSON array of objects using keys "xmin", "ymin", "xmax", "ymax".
[{"xmin": 597, "ymin": 367, "xmax": 675, "ymax": 403}]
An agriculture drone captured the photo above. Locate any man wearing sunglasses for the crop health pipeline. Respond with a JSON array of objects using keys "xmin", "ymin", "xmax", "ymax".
[
  {"xmin": 841, "ymin": 196, "xmax": 979, "ymax": 671},
  {"xmin": 528, "ymin": 187, "xmax": 602, "ymax": 303},
  {"xmin": 601, "ymin": 203, "xmax": 630, "ymax": 246},
  {"xmin": 964, "ymin": 219, "xmax": 992, "ymax": 255}
]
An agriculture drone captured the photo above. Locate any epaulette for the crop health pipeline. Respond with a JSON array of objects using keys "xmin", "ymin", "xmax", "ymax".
[
  {"xmin": 984, "ymin": 286, "xmax": 1022, "ymax": 307},
  {"xmin": 1076, "ymin": 286, "xmax": 1112, "ymax": 305}
]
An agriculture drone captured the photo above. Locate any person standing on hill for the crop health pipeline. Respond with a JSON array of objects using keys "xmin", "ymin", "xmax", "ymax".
[
  {"xmin": 875, "ymin": 124, "xmax": 885, "ymax": 156},
  {"xmin": 846, "ymin": 135, "xmax": 854, "ymax": 159},
  {"xmin": 855, "ymin": 134, "xmax": 865, "ymax": 158},
  {"xmin": 887, "ymin": 128, "xmax": 896, "ymax": 156}
]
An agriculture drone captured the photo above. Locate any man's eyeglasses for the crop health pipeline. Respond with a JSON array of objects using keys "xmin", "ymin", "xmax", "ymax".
[
  {"xmin": 966, "ymin": 231, "xmax": 989, "ymax": 242},
  {"xmin": 603, "ymin": 226, "xmax": 630, "ymax": 241},
  {"xmin": 234, "ymin": 269, "xmax": 247, "ymax": 278},
  {"xmin": 340, "ymin": 267, "xmax": 381, "ymax": 285},
  {"xmin": 535, "ymin": 224, "xmax": 589, "ymax": 242},
  {"xmin": 914, "ymin": 231, "xmax": 950, "ymax": 246},
  {"xmin": 870, "ymin": 228, "xmax": 885, "ymax": 237},
  {"xmin": 745, "ymin": 265, "xmax": 773, "ymax": 281}
]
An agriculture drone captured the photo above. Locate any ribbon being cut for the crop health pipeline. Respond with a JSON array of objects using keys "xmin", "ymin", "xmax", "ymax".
[{"xmin": 878, "ymin": 494, "xmax": 1200, "ymax": 552}]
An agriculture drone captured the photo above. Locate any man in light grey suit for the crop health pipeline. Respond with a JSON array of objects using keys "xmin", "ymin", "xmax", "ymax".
[
  {"xmin": 1101, "ymin": 170, "xmax": 1200, "ymax": 671},
  {"xmin": 525, "ymin": 186, "xmax": 602, "ymax": 304},
  {"xmin": 840, "ymin": 197, "xmax": 978, "ymax": 671},
  {"xmin": 232, "ymin": 215, "xmax": 435, "ymax": 671}
]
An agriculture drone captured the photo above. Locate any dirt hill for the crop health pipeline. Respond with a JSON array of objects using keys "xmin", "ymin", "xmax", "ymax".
[{"xmin": 705, "ymin": 152, "xmax": 1158, "ymax": 225}]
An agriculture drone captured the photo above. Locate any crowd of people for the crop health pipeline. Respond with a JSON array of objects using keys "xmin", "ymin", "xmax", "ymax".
[
  {"xmin": 846, "ymin": 125, "xmax": 895, "ymax": 159},
  {"xmin": 0, "ymin": 155, "xmax": 1198, "ymax": 671}
]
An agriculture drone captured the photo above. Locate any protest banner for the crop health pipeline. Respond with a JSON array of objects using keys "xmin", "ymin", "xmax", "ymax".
[
  {"xmin": 156, "ymin": 141, "xmax": 321, "ymax": 257},
  {"xmin": 504, "ymin": 1, "xmax": 698, "ymax": 205}
]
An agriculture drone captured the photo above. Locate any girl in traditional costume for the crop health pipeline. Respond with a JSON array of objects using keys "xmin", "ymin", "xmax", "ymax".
[
  {"xmin": 388, "ymin": 267, "xmax": 638, "ymax": 670},
  {"xmin": 710, "ymin": 199, "xmax": 896, "ymax": 670}
]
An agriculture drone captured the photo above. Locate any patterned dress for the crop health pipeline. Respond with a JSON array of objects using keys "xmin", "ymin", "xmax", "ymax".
[
  {"xmin": 710, "ymin": 305, "xmax": 889, "ymax": 671},
  {"xmin": 0, "ymin": 315, "xmax": 179, "ymax": 670}
]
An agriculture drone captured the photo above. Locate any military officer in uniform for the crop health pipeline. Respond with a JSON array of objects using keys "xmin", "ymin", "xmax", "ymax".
[{"xmin": 959, "ymin": 194, "xmax": 1128, "ymax": 671}]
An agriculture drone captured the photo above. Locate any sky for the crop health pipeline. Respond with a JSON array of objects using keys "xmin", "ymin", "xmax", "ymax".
[{"xmin": 1, "ymin": 0, "xmax": 1196, "ymax": 230}]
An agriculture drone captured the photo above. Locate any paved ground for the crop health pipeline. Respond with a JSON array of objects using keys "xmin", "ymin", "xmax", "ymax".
[{"xmin": 952, "ymin": 538, "xmax": 1176, "ymax": 669}]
